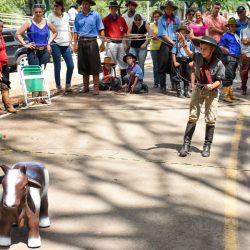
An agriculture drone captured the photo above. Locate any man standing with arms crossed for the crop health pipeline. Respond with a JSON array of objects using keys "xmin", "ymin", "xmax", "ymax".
[{"xmin": 74, "ymin": 0, "xmax": 104, "ymax": 95}]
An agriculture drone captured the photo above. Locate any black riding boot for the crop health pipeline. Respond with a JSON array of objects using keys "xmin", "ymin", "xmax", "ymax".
[
  {"xmin": 120, "ymin": 69, "xmax": 127, "ymax": 85},
  {"xmin": 176, "ymin": 82, "xmax": 184, "ymax": 98},
  {"xmin": 184, "ymin": 84, "xmax": 191, "ymax": 98},
  {"xmin": 159, "ymin": 73, "xmax": 166, "ymax": 93},
  {"xmin": 179, "ymin": 122, "xmax": 196, "ymax": 157},
  {"xmin": 201, "ymin": 125, "xmax": 215, "ymax": 157}
]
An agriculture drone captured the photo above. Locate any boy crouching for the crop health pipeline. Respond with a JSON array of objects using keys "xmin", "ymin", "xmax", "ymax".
[{"xmin": 122, "ymin": 53, "xmax": 148, "ymax": 94}]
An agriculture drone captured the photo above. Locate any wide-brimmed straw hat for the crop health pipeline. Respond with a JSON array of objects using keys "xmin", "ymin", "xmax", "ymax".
[
  {"xmin": 192, "ymin": 36, "xmax": 221, "ymax": 54},
  {"xmin": 76, "ymin": 0, "xmax": 96, "ymax": 6},
  {"xmin": 101, "ymin": 57, "xmax": 116, "ymax": 66},
  {"xmin": 107, "ymin": 1, "xmax": 119, "ymax": 8},
  {"xmin": 123, "ymin": 53, "xmax": 137, "ymax": 63},
  {"xmin": 125, "ymin": 0, "xmax": 138, "ymax": 7},
  {"xmin": 225, "ymin": 17, "xmax": 240, "ymax": 27},
  {"xmin": 176, "ymin": 23, "xmax": 190, "ymax": 34},
  {"xmin": 160, "ymin": 1, "xmax": 178, "ymax": 11}
]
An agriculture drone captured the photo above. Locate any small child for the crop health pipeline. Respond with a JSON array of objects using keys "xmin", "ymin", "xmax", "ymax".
[
  {"xmin": 122, "ymin": 53, "xmax": 148, "ymax": 94},
  {"xmin": 172, "ymin": 23, "xmax": 195, "ymax": 98},
  {"xmin": 219, "ymin": 17, "xmax": 241, "ymax": 102},
  {"xmin": 99, "ymin": 57, "xmax": 116, "ymax": 91}
]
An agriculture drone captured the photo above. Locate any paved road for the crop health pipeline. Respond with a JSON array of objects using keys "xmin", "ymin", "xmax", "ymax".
[{"xmin": 0, "ymin": 60, "xmax": 250, "ymax": 250}]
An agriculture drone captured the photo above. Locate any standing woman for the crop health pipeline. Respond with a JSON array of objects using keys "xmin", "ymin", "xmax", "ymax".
[
  {"xmin": 15, "ymin": 4, "xmax": 57, "ymax": 101},
  {"xmin": 150, "ymin": 10, "xmax": 162, "ymax": 88},
  {"xmin": 127, "ymin": 14, "xmax": 152, "ymax": 75},
  {"xmin": 189, "ymin": 9, "xmax": 209, "ymax": 39},
  {"xmin": 0, "ymin": 19, "xmax": 16, "ymax": 114},
  {"xmin": 48, "ymin": 0, "xmax": 74, "ymax": 93}
]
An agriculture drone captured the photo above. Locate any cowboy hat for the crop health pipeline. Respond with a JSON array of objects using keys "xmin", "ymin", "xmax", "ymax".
[
  {"xmin": 123, "ymin": 53, "xmax": 137, "ymax": 63},
  {"xmin": 225, "ymin": 17, "xmax": 240, "ymax": 27},
  {"xmin": 125, "ymin": 0, "xmax": 138, "ymax": 7},
  {"xmin": 101, "ymin": 57, "xmax": 116, "ymax": 66},
  {"xmin": 76, "ymin": 0, "xmax": 96, "ymax": 6},
  {"xmin": 192, "ymin": 36, "xmax": 222, "ymax": 54},
  {"xmin": 176, "ymin": 23, "xmax": 190, "ymax": 34},
  {"xmin": 107, "ymin": 1, "xmax": 119, "ymax": 8},
  {"xmin": 160, "ymin": 1, "xmax": 178, "ymax": 11}
]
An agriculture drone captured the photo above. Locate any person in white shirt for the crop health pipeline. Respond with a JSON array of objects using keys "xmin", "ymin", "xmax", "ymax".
[
  {"xmin": 68, "ymin": 4, "xmax": 78, "ymax": 21},
  {"xmin": 48, "ymin": 0, "xmax": 74, "ymax": 93}
]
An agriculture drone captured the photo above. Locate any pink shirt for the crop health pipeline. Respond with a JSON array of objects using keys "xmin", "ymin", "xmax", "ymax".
[
  {"xmin": 205, "ymin": 15, "xmax": 226, "ymax": 43},
  {"xmin": 189, "ymin": 22, "xmax": 208, "ymax": 37}
]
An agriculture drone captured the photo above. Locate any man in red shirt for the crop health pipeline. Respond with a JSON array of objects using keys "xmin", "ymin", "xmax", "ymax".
[{"xmin": 102, "ymin": 1, "xmax": 128, "ymax": 83}]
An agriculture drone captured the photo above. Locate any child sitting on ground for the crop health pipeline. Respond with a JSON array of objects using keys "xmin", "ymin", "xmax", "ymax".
[
  {"xmin": 99, "ymin": 57, "xmax": 122, "ymax": 91},
  {"xmin": 122, "ymin": 53, "xmax": 148, "ymax": 94}
]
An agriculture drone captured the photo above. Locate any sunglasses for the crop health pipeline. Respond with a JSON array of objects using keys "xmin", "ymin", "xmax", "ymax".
[{"xmin": 188, "ymin": 13, "xmax": 194, "ymax": 16}]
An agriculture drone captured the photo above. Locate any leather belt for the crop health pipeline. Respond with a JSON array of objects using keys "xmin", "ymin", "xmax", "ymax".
[
  {"xmin": 109, "ymin": 40, "xmax": 122, "ymax": 44},
  {"xmin": 227, "ymin": 54, "xmax": 239, "ymax": 62},
  {"xmin": 79, "ymin": 37, "xmax": 97, "ymax": 41},
  {"xmin": 34, "ymin": 46, "xmax": 47, "ymax": 51}
]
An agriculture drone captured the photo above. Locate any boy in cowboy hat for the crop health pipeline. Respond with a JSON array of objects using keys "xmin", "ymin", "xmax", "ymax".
[
  {"xmin": 172, "ymin": 23, "xmax": 195, "ymax": 98},
  {"xmin": 158, "ymin": 1, "xmax": 181, "ymax": 94},
  {"xmin": 219, "ymin": 17, "xmax": 241, "ymax": 102},
  {"xmin": 177, "ymin": 35, "xmax": 225, "ymax": 157},
  {"xmin": 122, "ymin": 53, "xmax": 148, "ymax": 93},
  {"xmin": 99, "ymin": 57, "xmax": 122, "ymax": 91}
]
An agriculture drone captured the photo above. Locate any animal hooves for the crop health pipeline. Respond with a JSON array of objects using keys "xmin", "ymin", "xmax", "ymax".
[
  {"xmin": 28, "ymin": 236, "xmax": 41, "ymax": 248},
  {"xmin": 0, "ymin": 236, "xmax": 11, "ymax": 246},
  {"xmin": 39, "ymin": 217, "xmax": 50, "ymax": 228}
]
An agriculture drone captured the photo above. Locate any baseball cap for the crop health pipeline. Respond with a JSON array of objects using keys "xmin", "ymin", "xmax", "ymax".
[{"xmin": 236, "ymin": 6, "xmax": 246, "ymax": 13}]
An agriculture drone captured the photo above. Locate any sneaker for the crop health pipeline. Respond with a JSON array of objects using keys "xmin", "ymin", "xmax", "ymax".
[
  {"xmin": 56, "ymin": 87, "xmax": 64, "ymax": 94},
  {"xmin": 242, "ymin": 90, "xmax": 247, "ymax": 95},
  {"xmin": 153, "ymin": 83, "xmax": 158, "ymax": 88},
  {"xmin": 160, "ymin": 87, "xmax": 167, "ymax": 94},
  {"xmin": 236, "ymin": 86, "xmax": 242, "ymax": 90}
]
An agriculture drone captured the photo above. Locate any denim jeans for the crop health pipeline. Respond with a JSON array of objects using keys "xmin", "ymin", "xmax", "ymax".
[
  {"xmin": 27, "ymin": 49, "xmax": 49, "ymax": 68},
  {"xmin": 129, "ymin": 47, "xmax": 147, "ymax": 75},
  {"xmin": 150, "ymin": 50, "xmax": 160, "ymax": 84},
  {"xmin": 51, "ymin": 42, "xmax": 74, "ymax": 89}
]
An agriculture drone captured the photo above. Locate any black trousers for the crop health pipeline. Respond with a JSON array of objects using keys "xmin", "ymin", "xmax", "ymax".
[
  {"xmin": 78, "ymin": 39, "xmax": 102, "ymax": 75},
  {"xmin": 172, "ymin": 59, "xmax": 190, "ymax": 87},
  {"xmin": 221, "ymin": 56, "xmax": 238, "ymax": 87}
]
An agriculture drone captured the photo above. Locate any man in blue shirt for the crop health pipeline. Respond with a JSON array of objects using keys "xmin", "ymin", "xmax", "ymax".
[
  {"xmin": 219, "ymin": 17, "xmax": 241, "ymax": 102},
  {"xmin": 122, "ymin": 53, "xmax": 148, "ymax": 94},
  {"xmin": 157, "ymin": 1, "xmax": 181, "ymax": 94},
  {"xmin": 74, "ymin": 0, "xmax": 104, "ymax": 95},
  {"xmin": 236, "ymin": 6, "xmax": 249, "ymax": 37}
]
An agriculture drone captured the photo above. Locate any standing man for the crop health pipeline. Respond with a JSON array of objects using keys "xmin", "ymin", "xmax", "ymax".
[
  {"xmin": 205, "ymin": 2, "xmax": 226, "ymax": 44},
  {"xmin": 122, "ymin": 0, "xmax": 139, "ymax": 28},
  {"xmin": 236, "ymin": 6, "xmax": 249, "ymax": 37},
  {"xmin": 102, "ymin": 1, "xmax": 128, "ymax": 84},
  {"xmin": 239, "ymin": 18, "xmax": 250, "ymax": 95},
  {"xmin": 157, "ymin": 1, "xmax": 181, "ymax": 94},
  {"xmin": 74, "ymin": 0, "xmax": 104, "ymax": 95}
]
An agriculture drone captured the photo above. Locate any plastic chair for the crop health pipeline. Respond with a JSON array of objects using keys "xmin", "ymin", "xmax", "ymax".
[{"xmin": 18, "ymin": 65, "xmax": 51, "ymax": 107}]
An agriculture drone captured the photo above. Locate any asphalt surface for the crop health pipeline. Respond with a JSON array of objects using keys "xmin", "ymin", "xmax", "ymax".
[{"xmin": 0, "ymin": 59, "xmax": 250, "ymax": 250}]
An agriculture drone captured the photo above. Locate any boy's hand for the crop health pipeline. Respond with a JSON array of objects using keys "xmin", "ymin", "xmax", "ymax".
[
  {"xmin": 174, "ymin": 62, "xmax": 180, "ymax": 67},
  {"xmin": 130, "ymin": 84, "xmax": 135, "ymax": 93}
]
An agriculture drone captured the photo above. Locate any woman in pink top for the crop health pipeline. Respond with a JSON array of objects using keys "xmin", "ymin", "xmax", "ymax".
[{"xmin": 190, "ymin": 9, "xmax": 209, "ymax": 39}]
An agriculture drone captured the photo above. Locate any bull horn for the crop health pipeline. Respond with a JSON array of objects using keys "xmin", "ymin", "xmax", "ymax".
[
  {"xmin": 0, "ymin": 175, "xmax": 4, "ymax": 183},
  {"xmin": 28, "ymin": 178, "xmax": 41, "ymax": 189},
  {"xmin": 19, "ymin": 165, "xmax": 27, "ymax": 174},
  {"xmin": 0, "ymin": 164, "xmax": 10, "ymax": 174}
]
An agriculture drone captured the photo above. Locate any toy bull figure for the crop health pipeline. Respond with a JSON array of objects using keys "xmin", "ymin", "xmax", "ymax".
[{"xmin": 0, "ymin": 162, "xmax": 50, "ymax": 248}]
